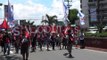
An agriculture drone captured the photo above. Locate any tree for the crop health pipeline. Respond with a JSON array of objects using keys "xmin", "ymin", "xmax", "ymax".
[
  {"xmin": 46, "ymin": 14, "xmax": 58, "ymax": 25},
  {"xmin": 26, "ymin": 20, "xmax": 34, "ymax": 26},
  {"xmin": 57, "ymin": 21, "xmax": 65, "ymax": 26},
  {"xmin": 97, "ymin": 23, "xmax": 104, "ymax": 33},
  {"xmin": 41, "ymin": 20, "xmax": 49, "ymax": 25},
  {"xmin": 68, "ymin": 9, "xmax": 79, "ymax": 25},
  {"xmin": 20, "ymin": 20, "xmax": 34, "ymax": 26}
]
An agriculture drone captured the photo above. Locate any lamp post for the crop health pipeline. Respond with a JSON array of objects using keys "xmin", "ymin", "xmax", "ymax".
[
  {"xmin": 64, "ymin": 0, "xmax": 72, "ymax": 25},
  {"xmin": 0, "ymin": 3, "xmax": 2, "ymax": 6},
  {"xmin": 0, "ymin": 3, "xmax": 2, "ymax": 10},
  {"xmin": 66, "ymin": 0, "xmax": 72, "ymax": 9}
]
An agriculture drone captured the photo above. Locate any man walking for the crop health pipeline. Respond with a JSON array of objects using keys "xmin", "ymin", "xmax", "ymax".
[
  {"xmin": 3, "ymin": 32, "xmax": 11, "ymax": 55},
  {"xmin": 67, "ymin": 29, "xmax": 74, "ymax": 58}
]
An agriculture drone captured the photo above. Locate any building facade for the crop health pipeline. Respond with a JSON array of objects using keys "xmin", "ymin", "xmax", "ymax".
[
  {"xmin": 81, "ymin": 0, "xmax": 107, "ymax": 26},
  {"xmin": 79, "ymin": 0, "xmax": 89, "ymax": 29}
]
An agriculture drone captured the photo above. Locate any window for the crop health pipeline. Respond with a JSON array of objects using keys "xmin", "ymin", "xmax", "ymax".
[
  {"xmin": 89, "ymin": 8, "xmax": 97, "ymax": 21},
  {"xmin": 89, "ymin": 0, "xmax": 96, "ymax": 2}
]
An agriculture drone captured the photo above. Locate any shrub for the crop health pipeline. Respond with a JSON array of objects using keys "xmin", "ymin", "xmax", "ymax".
[{"xmin": 85, "ymin": 32, "xmax": 107, "ymax": 37}]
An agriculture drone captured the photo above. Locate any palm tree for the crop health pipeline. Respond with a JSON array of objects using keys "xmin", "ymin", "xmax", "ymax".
[
  {"xmin": 46, "ymin": 14, "xmax": 58, "ymax": 25},
  {"xmin": 41, "ymin": 20, "xmax": 49, "ymax": 25},
  {"xmin": 26, "ymin": 20, "xmax": 34, "ymax": 26}
]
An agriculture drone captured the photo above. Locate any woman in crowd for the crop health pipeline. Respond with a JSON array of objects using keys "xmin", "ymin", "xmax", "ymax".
[{"xmin": 20, "ymin": 33, "xmax": 30, "ymax": 60}]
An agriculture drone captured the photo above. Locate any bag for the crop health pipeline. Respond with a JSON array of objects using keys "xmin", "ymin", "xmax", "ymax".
[
  {"xmin": 22, "ymin": 38, "xmax": 28, "ymax": 43},
  {"xmin": 21, "ymin": 37, "xmax": 29, "ymax": 47}
]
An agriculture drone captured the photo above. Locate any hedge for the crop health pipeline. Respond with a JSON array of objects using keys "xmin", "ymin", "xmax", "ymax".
[{"xmin": 85, "ymin": 32, "xmax": 107, "ymax": 37}]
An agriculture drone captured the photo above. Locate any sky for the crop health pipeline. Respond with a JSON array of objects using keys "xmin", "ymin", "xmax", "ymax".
[{"xmin": 0, "ymin": 0, "xmax": 80, "ymax": 25}]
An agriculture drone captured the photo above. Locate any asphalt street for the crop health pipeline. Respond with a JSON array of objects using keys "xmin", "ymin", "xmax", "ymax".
[{"xmin": 0, "ymin": 47, "xmax": 107, "ymax": 60}]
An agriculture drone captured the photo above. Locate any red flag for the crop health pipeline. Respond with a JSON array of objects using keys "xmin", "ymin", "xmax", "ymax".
[{"xmin": 1, "ymin": 18, "xmax": 9, "ymax": 29}]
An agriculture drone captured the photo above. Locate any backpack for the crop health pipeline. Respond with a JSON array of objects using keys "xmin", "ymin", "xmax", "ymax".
[
  {"xmin": 22, "ymin": 37, "xmax": 28, "ymax": 43},
  {"xmin": 21, "ymin": 37, "xmax": 29, "ymax": 47}
]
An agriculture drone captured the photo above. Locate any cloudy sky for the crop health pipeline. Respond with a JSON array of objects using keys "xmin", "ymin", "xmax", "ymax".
[{"xmin": 0, "ymin": 0, "xmax": 80, "ymax": 25}]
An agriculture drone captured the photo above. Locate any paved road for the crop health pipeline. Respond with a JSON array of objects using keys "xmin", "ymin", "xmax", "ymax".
[{"xmin": 0, "ymin": 47, "xmax": 107, "ymax": 60}]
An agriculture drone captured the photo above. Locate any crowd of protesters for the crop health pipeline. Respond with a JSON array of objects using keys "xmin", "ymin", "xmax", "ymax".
[{"xmin": 0, "ymin": 25, "xmax": 85, "ymax": 60}]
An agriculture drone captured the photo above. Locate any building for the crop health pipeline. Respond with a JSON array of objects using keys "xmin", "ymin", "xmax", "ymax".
[
  {"xmin": 80, "ymin": 0, "xmax": 107, "ymax": 26},
  {"xmin": 78, "ymin": 0, "xmax": 89, "ymax": 29}
]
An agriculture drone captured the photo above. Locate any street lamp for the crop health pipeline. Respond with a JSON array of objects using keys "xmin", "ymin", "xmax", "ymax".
[
  {"xmin": 0, "ymin": 3, "xmax": 3, "ymax": 10},
  {"xmin": 64, "ymin": 0, "xmax": 72, "ymax": 14},
  {"xmin": 0, "ymin": 3, "xmax": 2, "ymax": 6},
  {"xmin": 64, "ymin": 0, "xmax": 72, "ymax": 9},
  {"xmin": 64, "ymin": 0, "xmax": 72, "ymax": 25}
]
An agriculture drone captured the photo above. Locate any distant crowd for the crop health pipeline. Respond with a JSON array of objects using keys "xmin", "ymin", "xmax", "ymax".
[{"xmin": 0, "ymin": 25, "xmax": 85, "ymax": 60}]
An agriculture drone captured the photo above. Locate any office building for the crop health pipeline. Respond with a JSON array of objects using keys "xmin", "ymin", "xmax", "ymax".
[{"xmin": 81, "ymin": 0, "xmax": 107, "ymax": 26}]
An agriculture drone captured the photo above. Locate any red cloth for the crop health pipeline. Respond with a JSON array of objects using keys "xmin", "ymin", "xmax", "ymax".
[{"xmin": 0, "ymin": 18, "xmax": 9, "ymax": 29}]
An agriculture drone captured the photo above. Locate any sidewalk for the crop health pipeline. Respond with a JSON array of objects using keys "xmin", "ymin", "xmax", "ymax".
[{"xmin": 85, "ymin": 47, "xmax": 107, "ymax": 52}]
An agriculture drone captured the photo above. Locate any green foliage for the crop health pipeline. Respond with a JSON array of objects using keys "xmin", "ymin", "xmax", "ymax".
[
  {"xmin": 68, "ymin": 9, "xmax": 79, "ymax": 24},
  {"xmin": 97, "ymin": 32, "xmax": 107, "ymax": 37},
  {"xmin": 85, "ymin": 32, "xmax": 107, "ymax": 37},
  {"xmin": 26, "ymin": 21, "xmax": 34, "ymax": 26},
  {"xmin": 96, "ymin": 24, "xmax": 105, "ymax": 33},
  {"xmin": 57, "ymin": 21, "xmax": 65, "ymax": 26},
  {"xmin": 85, "ymin": 33, "xmax": 94, "ymax": 37},
  {"xmin": 46, "ymin": 14, "xmax": 58, "ymax": 25},
  {"xmin": 41, "ymin": 20, "xmax": 49, "ymax": 23}
]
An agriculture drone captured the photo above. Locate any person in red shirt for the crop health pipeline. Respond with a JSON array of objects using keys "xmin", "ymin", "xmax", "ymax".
[
  {"xmin": 63, "ymin": 29, "xmax": 74, "ymax": 58},
  {"xmin": 3, "ymin": 32, "xmax": 11, "ymax": 55},
  {"xmin": 20, "ymin": 33, "xmax": 30, "ymax": 60}
]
